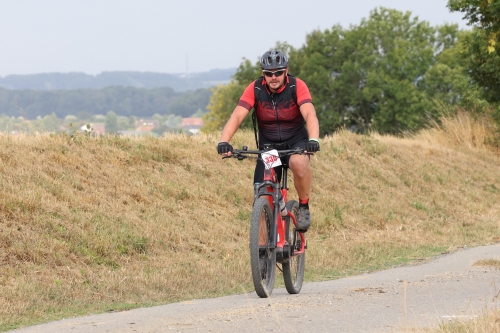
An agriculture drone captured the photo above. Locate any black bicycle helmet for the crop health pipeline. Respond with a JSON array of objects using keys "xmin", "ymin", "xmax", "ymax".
[{"xmin": 260, "ymin": 50, "xmax": 288, "ymax": 70}]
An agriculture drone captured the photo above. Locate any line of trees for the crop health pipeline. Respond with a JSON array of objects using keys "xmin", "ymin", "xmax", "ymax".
[
  {"xmin": 203, "ymin": 6, "xmax": 499, "ymax": 137},
  {"xmin": 0, "ymin": 86, "xmax": 211, "ymax": 120},
  {"xmin": 0, "ymin": 111, "xmax": 186, "ymax": 135}
]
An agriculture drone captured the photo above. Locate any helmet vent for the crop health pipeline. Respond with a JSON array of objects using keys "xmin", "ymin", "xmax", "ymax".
[{"xmin": 260, "ymin": 50, "xmax": 288, "ymax": 70}]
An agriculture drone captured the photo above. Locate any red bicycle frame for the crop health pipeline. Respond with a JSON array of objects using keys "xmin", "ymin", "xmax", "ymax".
[{"xmin": 258, "ymin": 163, "xmax": 306, "ymax": 259}]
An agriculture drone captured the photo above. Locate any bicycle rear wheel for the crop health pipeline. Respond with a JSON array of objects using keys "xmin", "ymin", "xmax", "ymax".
[
  {"xmin": 283, "ymin": 200, "xmax": 305, "ymax": 294},
  {"xmin": 249, "ymin": 196, "xmax": 276, "ymax": 298}
]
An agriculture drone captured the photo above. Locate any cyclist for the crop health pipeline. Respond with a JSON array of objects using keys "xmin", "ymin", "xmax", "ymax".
[{"xmin": 217, "ymin": 50, "xmax": 320, "ymax": 232}]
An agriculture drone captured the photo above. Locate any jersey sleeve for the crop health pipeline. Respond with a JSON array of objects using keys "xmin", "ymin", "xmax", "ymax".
[
  {"xmin": 237, "ymin": 81, "xmax": 256, "ymax": 111},
  {"xmin": 296, "ymin": 78, "xmax": 313, "ymax": 106}
]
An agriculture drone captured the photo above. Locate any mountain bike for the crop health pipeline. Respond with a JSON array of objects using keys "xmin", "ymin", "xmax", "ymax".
[{"xmin": 224, "ymin": 145, "xmax": 308, "ymax": 298}]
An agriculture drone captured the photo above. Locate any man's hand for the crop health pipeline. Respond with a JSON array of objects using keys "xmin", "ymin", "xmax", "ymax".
[
  {"xmin": 304, "ymin": 139, "xmax": 320, "ymax": 152},
  {"xmin": 217, "ymin": 142, "xmax": 233, "ymax": 155}
]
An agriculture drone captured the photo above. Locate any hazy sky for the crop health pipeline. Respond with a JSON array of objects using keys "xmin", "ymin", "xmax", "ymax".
[{"xmin": 0, "ymin": 0, "xmax": 468, "ymax": 77}]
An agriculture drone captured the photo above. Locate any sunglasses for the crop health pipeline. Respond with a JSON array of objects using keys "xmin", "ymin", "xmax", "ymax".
[{"xmin": 263, "ymin": 69, "xmax": 286, "ymax": 78}]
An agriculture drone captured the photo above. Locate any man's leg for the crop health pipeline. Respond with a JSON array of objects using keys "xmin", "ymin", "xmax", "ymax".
[
  {"xmin": 288, "ymin": 154, "xmax": 311, "ymax": 199},
  {"xmin": 289, "ymin": 154, "xmax": 312, "ymax": 231}
]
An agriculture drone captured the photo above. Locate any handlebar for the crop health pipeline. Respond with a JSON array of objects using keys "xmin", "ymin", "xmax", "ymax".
[{"xmin": 222, "ymin": 146, "xmax": 311, "ymax": 160}]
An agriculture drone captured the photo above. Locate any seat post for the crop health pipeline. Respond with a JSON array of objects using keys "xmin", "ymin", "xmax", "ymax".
[{"xmin": 281, "ymin": 166, "xmax": 289, "ymax": 190}]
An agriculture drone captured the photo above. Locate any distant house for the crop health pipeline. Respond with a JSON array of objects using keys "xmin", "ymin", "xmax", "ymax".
[
  {"xmin": 118, "ymin": 130, "xmax": 154, "ymax": 137},
  {"xmin": 180, "ymin": 118, "xmax": 204, "ymax": 134},
  {"xmin": 80, "ymin": 123, "xmax": 105, "ymax": 135},
  {"xmin": 135, "ymin": 119, "xmax": 159, "ymax": 132}
]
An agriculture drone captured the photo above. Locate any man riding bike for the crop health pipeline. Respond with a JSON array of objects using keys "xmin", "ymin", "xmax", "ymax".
[{"xmin": 217, "ymin": 50, "xmax": 320, "ymax": 232}]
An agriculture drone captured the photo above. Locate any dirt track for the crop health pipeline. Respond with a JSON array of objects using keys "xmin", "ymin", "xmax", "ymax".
[{"xmin": 12, "ymin": 244, "xmax": 500, "ymax": 333}]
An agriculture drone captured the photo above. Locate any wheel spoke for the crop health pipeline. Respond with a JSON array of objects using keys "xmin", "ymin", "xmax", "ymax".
[
  {"xmin": 283, "ymin": 200, "xmax": 305, "ymax": 294},
  {"xmin": 258, "ymin": 210, "xmax": 267, "ymax": 246},
  {"xmin": 250, "ymin": 197, "xmax": 276, "ymax": 298}
]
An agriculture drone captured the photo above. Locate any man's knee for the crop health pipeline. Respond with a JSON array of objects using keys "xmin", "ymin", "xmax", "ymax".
[
  {"xmin": 290, "ymin": 161, "xmax": 310, "ymax": 179},
  {"xmin": 289, "ymin": 156, "xmax": 310, "ymax": 173}
]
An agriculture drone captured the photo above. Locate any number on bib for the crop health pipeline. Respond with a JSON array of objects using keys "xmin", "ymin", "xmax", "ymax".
[{"xmin": 261, "ymin": 150, "xmax": 281, "ymax": 169}]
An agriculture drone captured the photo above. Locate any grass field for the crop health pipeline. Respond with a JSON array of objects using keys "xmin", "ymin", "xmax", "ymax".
[{"xmin": 1, "ymin": 112, "xmax": 499, "ymax": 331}]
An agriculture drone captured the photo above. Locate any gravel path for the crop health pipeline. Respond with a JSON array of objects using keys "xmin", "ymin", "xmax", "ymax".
[{"xmin": 12, "ymin": 244, "xmax": 500, "ymax": 333}]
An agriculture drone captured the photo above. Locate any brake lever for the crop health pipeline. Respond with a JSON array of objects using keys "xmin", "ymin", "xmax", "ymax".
[{"xmin": 222, "ymin": 153, "xmax": 246, "ymax": 160}]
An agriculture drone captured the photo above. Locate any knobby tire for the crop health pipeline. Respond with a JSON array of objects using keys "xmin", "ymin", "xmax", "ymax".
[
  {"xmin": 282, "ymin": 200, "xmax": 305, "ymax": 294},
  {"xmin": 249, "ymin": 196, "xmax": 276, "ymax": 298}
]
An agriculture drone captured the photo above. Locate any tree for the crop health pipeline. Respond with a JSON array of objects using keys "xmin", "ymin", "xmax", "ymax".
[
  {"xmin": 0, "ymin": 86, "xmax": 208, "ymax": 119},
  {"xmin": 191, "ymin": 108, "xmax": 205, "ymax": 117},
  {"xmin": 232, "ymin": 58, "xmax": 261, "ymax": 85},
  {"xmin": 204, "ymin": 7, "xmax": 469, "ymax": 136},
  {"xmin": 164, "ymin": 114, "xmax": 182, "ymax": 131},
  {"xmin": 167, "ymin": 88, "xmax": 212, "ymax": 117},
  {"xmin": 117, "ymin": 115, "xmax": 130, "ymax": 130},
  {"xmin": 292, "ymin": 8, "xmax": 466, "ymax": 134},
  {"xmin": 202, "ymin": 82, "xmax": 248, "ymax": 133},
  {"xmin": 128, "ymin": 115, "xmax": 137, "ymax": 128},
  {"xmin": 463, "ymin": 30, "xmax": 500, "ymax": 105},
  {"xmin": 290, "ymin": 25, "xmax": 360, "ymax": 133},
  {"xmin": 42, "ymin": 113, "xmax": 61, "ymax": 132},
  {"xmin": 448, "ymin": 0, "xmax": 500, "ymax": 113},
  {"xmin": 420, "ymin": 29, "xmax": 470, "ymax": 105},
  {"xmin": 105, "ymin": 111, "xmax": 119, "ymax": 134},
  {"xmin": 448, "ymin": 0, "xmax": 500, "ymax": 53}
]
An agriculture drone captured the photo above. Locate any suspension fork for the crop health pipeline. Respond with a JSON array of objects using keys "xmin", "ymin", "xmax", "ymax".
[
  {"xmin": 253, "ymin": 180, "xmax": 280, "ymax": 249},
  {"xmin": 253, "ymin": 164, "xmax": 290, "ymax": 250},
  {"xmin": 276, "ymin": 166, "xmax": 290, "ymax": 249}
]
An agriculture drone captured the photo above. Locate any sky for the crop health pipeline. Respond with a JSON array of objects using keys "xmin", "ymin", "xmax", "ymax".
[{"xmin": 0, "ymin": 0, "xmax": 469, "ymax": 77}]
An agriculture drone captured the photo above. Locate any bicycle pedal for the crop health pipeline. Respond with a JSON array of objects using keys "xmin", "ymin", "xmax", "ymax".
[{"xmin": 275, "ymin": 247, "xmax": 284, "ymax": 262}]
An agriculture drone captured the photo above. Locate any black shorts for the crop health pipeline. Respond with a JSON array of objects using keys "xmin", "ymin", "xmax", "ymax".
[{"xmin": 253, "ymin": 131, "xmax": 309, "ymax": 184}]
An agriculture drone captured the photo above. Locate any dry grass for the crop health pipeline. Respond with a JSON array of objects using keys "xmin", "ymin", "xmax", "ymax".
[
  {"xmin": 414, "ymin": 106, "xmax": 497, "ymax": 151},
  {"xmin": 429, "ymin": 256, "xmax": 500, "ymax": 333},
  {"xmin": 413, "ymin": 110, "xmax": 500, "ymax": 333},
  {"xmin": 423, "ymin": 310, "xmax": 500, "ymax": 333},
  {"xmin": 1, "ymin": 111, "xmax": 500, "ymax": 331},
  {"xmin": 474, "ymin": 259, "xmax": 500, "ymax": 269}
]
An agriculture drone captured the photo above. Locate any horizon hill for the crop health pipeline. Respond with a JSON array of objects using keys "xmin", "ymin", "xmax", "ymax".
[
  {"xmin": 0, "ymin": 69, "xmax": 236, "ymax": 125},
  {"xmin": 0, "ymin": 68, "xmax": 236, "ymax": 92}
]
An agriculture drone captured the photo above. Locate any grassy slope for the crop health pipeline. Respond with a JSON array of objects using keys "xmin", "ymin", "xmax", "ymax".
[{"xmin": 1, "ymin": 126, "xmax": 499, "ymax": 331}]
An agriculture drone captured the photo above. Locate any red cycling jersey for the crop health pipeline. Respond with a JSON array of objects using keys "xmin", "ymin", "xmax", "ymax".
[
  {"xmin": 237, "ymin": 76, "xmax": 313, "ymax": 142},
  {"xmin": 237, "ymin": 76, "xmax": 312, "ymax": 111}
]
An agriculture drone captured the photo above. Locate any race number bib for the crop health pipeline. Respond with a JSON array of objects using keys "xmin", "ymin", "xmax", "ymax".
[{"xmin": 261, "ymin": 150, "xmax": 282, "ymax": 169}]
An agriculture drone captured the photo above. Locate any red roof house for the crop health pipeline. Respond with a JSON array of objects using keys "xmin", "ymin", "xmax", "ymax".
[{"xmin": 180, "ymin": 118, "xmax": 204, "ymax": 134}]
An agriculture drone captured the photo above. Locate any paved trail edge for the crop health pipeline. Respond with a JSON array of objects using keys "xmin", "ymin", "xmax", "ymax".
[{"xmin": 12, "ymin": 244, "xmax": 500, "ymax": 333}]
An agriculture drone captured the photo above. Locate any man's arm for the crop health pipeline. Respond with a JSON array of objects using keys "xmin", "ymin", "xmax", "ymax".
[
  {"xmin": 299, "ymin": 102, "xmax": 320, "ymax": 140},
  {"xmin": 220, "ymin": 105, "xmax": 250, "ymax": 143}
]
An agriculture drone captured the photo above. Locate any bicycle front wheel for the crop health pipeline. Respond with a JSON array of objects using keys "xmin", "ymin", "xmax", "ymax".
[
  {"xmin": 283, "ymin": 200, "xmax": 305, "ymax": 294},
  {"xmin": 249, "ymin": 196, "xmax": 276, "ymax": 298}
]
